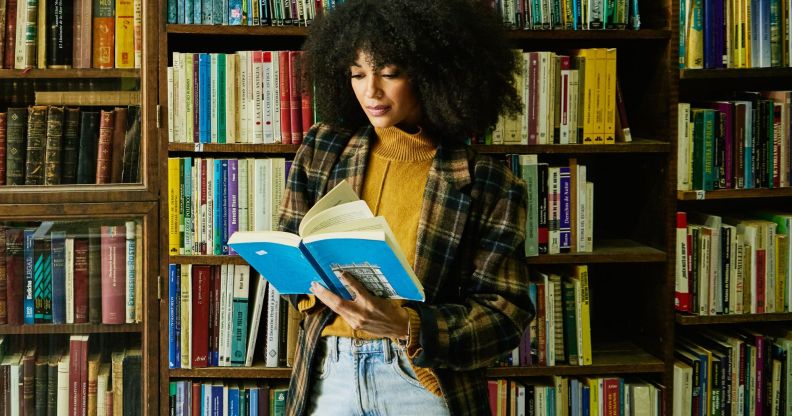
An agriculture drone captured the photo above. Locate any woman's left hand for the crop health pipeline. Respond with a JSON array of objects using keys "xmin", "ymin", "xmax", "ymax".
[{"xmin": 310, "ymin": 272, "xmax": 409, "ymax": 339}]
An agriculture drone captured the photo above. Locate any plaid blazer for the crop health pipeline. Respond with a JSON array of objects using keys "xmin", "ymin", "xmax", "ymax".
[{"xmin": 278, "ymin": 123, "xmax": 534, "ymax": 415}]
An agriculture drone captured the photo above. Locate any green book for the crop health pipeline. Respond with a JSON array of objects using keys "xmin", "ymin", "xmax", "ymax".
[{"xmin": 562, "ymin": 280, "xmax": 578, "ymax": 365}]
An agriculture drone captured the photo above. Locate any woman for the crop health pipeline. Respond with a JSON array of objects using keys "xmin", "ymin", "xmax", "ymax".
[{"xmin": 278, "ymin": 0, "xmax": 534, "ymax": 414}]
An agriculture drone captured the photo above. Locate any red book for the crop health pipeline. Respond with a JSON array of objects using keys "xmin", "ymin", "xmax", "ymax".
[
  {"xmin": 755, "ymin": 249, "xmax": 766, "ymax": 313},
  {"xmin": 299, "ymin": 52, "xmax": 313, "ymax": 140},
  {"xmin": 5, "ymin": 228, "xmax": 24, "ymax": 325},
  {"xmin": 288, "ymin": 51, "xmax": 303, "ymax": 145},
  {"xmin": 100, "ymin": 225, "xmax": 126, "ymax": 324},
  {"xmin": 191, "ymin": 382, "xmax": 201, "ymax": 416},
  {"xmin": 191, "ymin": 265, "xmax": 211, "ymax": 368},
  {"xmin": 278, "ymin": 50, "xmax": 291, "ymax": 144},
  {"xmin": 68, "ymin": 336, "xmax": 83, "ymax": 416},
  {"xmin": 675, "ymin": 212, "xmax": 691, "ymax": 313},
  {"xmin": 0, "ymin": 112, "xmax": 6, "ymax": 185},
  {"xmin": 95, "ymin": 110, "xmax": 114, "ymax": 184},
  {"xmin": 602, "ymin": 378, "xmax": 620, "ymax": 416},
  {"xmin": 0, "ymin": 226, "xmax": 6, "ymax": 324},
  {"xmin": 3, "ymin": 0, "xmax": 16, "ymax": 69},
  {"xmin": 73, "ymin": 238, "xmax": 89, "ymax": 323},
  {"xmin": 535, "ymin": 282, "xmax": 546, "ymax": 366},
  {"xmin": 212, "ymin": 266, "xmax": 221, "ymax": 365},
  {"xmin": 487, "ymin": 380, "xmax": 497, "ymax": 416},
  {"xmin": 79, "ymin": 336, "xmax": 89, "ymax": 416}
]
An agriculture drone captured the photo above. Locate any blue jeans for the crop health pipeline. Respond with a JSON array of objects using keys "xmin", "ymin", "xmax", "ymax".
[{"xmin": 306, "ymin": 336, "xmax": 450, "ymax": 416}]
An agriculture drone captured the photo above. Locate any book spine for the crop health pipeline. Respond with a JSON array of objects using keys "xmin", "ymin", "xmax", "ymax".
[
  {"xmin": 111, "ymin": 107, "xmax": 128, "ymax": 183},
  {"xmin": 6, "ymin": 108, "xmax": 26, "ymax": 185},
  {"xmin": 46, "ymin": 0, "xmax": 72, "ymax": 67},
  {"xmin": 125, "ymin": 221, "xmax": 136, "ymax": 323},
  {"xmin": 43, "ymin": 106, "xmax": 64, "ymax": 185},
  {"xmin": 4, "ymin": 0, "xmax": 16, "ymax": 69},
  {"xmin": 24, "ymin": 105, "xmax": 47, "ymax": 185},
  {"xmin": 168, "ymin": 264, "xmax": 181, "ymax": 368},
  {"xmin": 50, "ymin": 231, "xmax": 66, "ymax": 324},
  {"xmin": 676, "ymin": 212, "xmax": 691, "ymax": 312},
  {"xmin": 92, "ymin": 0, "xmax": 114, "ymax": 68},
  {"xmin": 76, "ymin": 111, "xmax": 99, "ymax": 185},
  {"xmin": 100, "ymin": 225, "xmax": 126, "ymax": 324},
  {"xmin": 83, "ymin": 230, "xmax": 97, "ymax": 323},
  {"xmin": 278, "ymin": 50, "xmax": 291, "ymax": 144},
  {"xmin": 95, "ymin": 109, "xmax": 114, "ymax": 184},
  {"xmin": 23, "ymin": 0, "xmax": 37, "ymax": 68},
  {"xmin": 559, "ymin": 167, "xmax": 571, "ymax": 250},
  {"xmin": 199, "ymin": 53, "xmax": 211, "ymax": 144},
  {"xmin": 299, "ymin": 51, "xmax": 312, "ymax": 140},
  {"xmin": 23, "ymin": 229, "xmax": 35, "ymax": 324},
  {"xmin": 227, "ymin": 159, "xmax": 238, "ymax": 255},
  {"xmin": 230, "ymin": 265, "xmax": 249, "ymax": 366},
  {"xmin": 287, "ymin": 51, "xmax": 302, "ymax": 144},
  {"xmin": 191, "ymin": 265, "xmax": 210, "ymax": 367}
]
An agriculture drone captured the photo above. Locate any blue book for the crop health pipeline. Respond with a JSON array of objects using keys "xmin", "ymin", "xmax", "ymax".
[
  {"xmin": 211, "ymin": 384, "xmax": 222, "ymax": 416},
  {"xmin": 199, "ymin": 53, "xmax": 211, "ymax": 144},
  {"xmin": 33, "ymin": 234, "xmax": 52, "ymax": 323},
  {"xmin": 167, "ymin": 0, "xmax": 177, "ymax": 23},
  {"xmin": 193, "ymin": 0, "xmax": 201, "ymax": 25},
  {"xmin": 201, "ymin": 0, "xmax": 212, "ymax": 23},
  {"xmin": 249, "ymin": 388, "xmax": 258, "ymax": 416},
  {"xmin": 185, "ymin": 0, "xmax": 194, "ymax": 24},
  {"xmin": 217, "ymin": 54, "xmax": 227, "ymax": 144},
  {"xmin": 168, "ymin": 264, "xmax": 181, "ymax": 368},
  {"xmin": 178, "ymin": 0, "xmax": 186, "ymax": 23},
  {"xmin": 228, "ymin": 181, "xmax": 425, "ymax": 301},
  {"xmin": 50, "ymin": 231, "xmax": 66, "ymax": 324},
  {"xmin": 229, "ymin": 0, "xmax": 242, "ymax": 24},
  {"xmin": 228, "ymin": 387, "xmax": 239, "ymax": 416},
  {"xmin": 581, "ymin": 385, "xmax": 590, "ymax": 416},
  {"xmin": 212, "ymin": 0, "xmax": 223, "ymax": 24},
  {"xmin": 23, "ymin": 229, "xmax": 35, "ymax": 324}
]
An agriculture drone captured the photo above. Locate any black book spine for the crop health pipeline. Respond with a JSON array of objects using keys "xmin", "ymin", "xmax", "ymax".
[
  {"xmin": 122, "ymin": 353, "xmax": 142, "ymax": 416},
  {"xmin": 6, "ymin": 107, "xmax": 28, "ymax": 185},
  {"xmin": 46, "ymin": 0, "xmax": 73, "ymax": 68},
  {"xmin": 60, "ymin": 107, "xmax": 80, "ymax": 184},
  {"xmin": 44, "ymin": 106, "xmax": 64, "ymax": 185},
  {"xmin": 34, "ymin": 360, "xmax": 47, "ymax": 416},
  {"xmin": 121, "ymin": 105, "xmax": 141, "ymax": 183},
  {"xmin": 24, "ymin": 106, "xmax": 48, "ymax": 185},
  {"xmin": 46, "ymin": 360, "xmax": 57, "ymax": 416},
  {"xmin": 76, "ymin": 111, "xmax": 99, "ymax": 184}
]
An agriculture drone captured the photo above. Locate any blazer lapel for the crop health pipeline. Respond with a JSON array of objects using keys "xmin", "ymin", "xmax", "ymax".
[
  {"xmin": 325, "ymin": 125, "xmax": 373, "ymax": 196},
  {"xmin": 413, "ymin": 145, "xmax": 472, "ymax": 302}
]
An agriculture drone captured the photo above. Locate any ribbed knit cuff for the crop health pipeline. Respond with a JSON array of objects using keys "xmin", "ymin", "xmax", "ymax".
[
  {"xmin": 297, "ymin": 295, "xmax": 317, "ymax": 312},
  {"xmin": 402, "ymin": 307, "xmax": 444, "ymax": 398}
]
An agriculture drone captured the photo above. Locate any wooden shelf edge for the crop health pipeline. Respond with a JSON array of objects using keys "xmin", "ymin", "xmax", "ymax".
[
  {"xmin": 526, "ymin": 238, "xmax": 666, "ymax": 264},
  {"xmin": 169, "ymin": 367, "xmax": 293, "ymax": 379},
  {"xmin": 677, "ymin": 187, "xmax": 792, "ymax": 200},
  {"xmin": 0, "ymin": 68, "xmax": 140, "ymax": 79},
  {"xmin": 0, "ymin": 323, "xmax": 143, "ymax": 334},
  {"xmin": 676, "ymin": 312, "xmax": 792, "ymax": 325},
  {"xmin": 473, "ymin": 139, "xmax": 670, "ymax": 154},
  {"xmin": 680, "ymin": 67, "xmax": 792, "ymax": 80},
  {"xmin": 168, "ymin": 143, "xmax": 301, "ymax": 154}
]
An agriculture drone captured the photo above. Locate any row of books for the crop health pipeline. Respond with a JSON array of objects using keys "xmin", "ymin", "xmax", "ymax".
[
  {"xmin": 167, "ymin": 264, "xmax": 300, "ymax": 369},
  {"xmin": 680, "ymin": 0, "xmax": 792, "ymax": 69},
  {"xmin": 509, "ymin": 156, "xmax": 594, "ymax": 256},
  {"xmin": 0, "ymin": 221, "xmax": 143, "ymax": 326},
  {"xmin": 487, "ymin": 375, "xmax": 663, "ymax": 416},
  {"xmin": 166, "ymin": 0, "xmax": 324, "ymax": 26},
  {"xmin": 497, "ymin": 264, "xmax": 592, "ymax": 368},
  {"xmin": 677, "ymin": 92, "xmax": 791, "ymax": 192},
  {"xmin": 673, "ymin": 326, "xmax": 792, "ymax": 416},
  {"xmin": 488, "ymin": 49, "xmax": 629, "ymax": 146},
  {"xmin": 0, "ymin": 105, "xmax": 142, "ymax": 186},
  {"xmin": 675, "ymin": 211, "xmax": 792, "ymax": 315},
  {"xmin": 168, "ymin": 380, "xmax": 287, "ymax": 416},
  {"xmin": 496, "ymin": 0, "xmax": 642, "ymax": 31},
  {"xmin": 0, "ymin": 335, "xmax": 142, "ymax": 416},
  {"xmin": 167, "ymin": 50, "xmax": 313, "ymax": 145},
  {"xmin": 0, "ymin": 0, "xmax": 142, "ymax": 69},
  {"xmin": 167, "ymin": 157, "xmax": 289, "ymax": 257}
]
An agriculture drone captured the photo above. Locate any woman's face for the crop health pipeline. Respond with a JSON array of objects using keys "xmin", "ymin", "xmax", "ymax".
[{"xmin": 350, "ymin": 51, "xmax": 422, "ymax": 130}]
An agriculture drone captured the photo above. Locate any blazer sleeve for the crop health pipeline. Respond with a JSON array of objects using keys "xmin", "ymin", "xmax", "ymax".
[{"xmin": 405, "ymin": 165, "xmax": 534, "ymax": 372}]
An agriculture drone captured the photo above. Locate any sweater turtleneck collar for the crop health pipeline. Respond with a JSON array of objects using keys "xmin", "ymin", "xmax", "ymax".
[{"xmin": 372, "ymin": 126, "xmax": 437, "ymax": 162}]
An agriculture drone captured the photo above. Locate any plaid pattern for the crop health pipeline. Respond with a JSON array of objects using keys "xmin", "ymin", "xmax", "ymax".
[{"xmin": 279, "ymin": 123, "xmax": 534, "ymax": 415}]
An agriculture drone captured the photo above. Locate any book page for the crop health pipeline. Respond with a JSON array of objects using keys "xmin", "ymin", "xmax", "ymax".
[
  {"xmin": 301, "ymin": 180, "xmax": 360, "ymax": 230},
  {"xmin": 299, "ymin": 200, "xmax": 374, "ymax": 237}
]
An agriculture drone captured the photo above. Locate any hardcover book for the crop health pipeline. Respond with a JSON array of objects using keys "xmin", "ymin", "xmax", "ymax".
[{"xmin": 228, "ymin": 181, "xmax": 424, "ymax": 301}]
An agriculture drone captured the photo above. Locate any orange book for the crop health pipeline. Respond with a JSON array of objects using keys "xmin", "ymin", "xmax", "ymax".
[{"xmin": 92, "ymin": 0, "xmax": 115, "ymax": 68}]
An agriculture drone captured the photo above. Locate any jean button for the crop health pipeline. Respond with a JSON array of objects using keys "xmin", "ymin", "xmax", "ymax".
[{"xmin": 353, "ymin": 338, "xmax": 364, "ymax": 347}]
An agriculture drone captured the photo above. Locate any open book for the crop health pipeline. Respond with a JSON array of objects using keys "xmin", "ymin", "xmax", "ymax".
[{"xmin": 228, "ymin": 181, "xmax": 424, "ymax": 301}]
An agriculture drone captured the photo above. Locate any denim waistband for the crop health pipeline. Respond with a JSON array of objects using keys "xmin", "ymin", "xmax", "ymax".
[{"xmin": 321, "ymin": 336, "xmax": 402, "ymax": 362}]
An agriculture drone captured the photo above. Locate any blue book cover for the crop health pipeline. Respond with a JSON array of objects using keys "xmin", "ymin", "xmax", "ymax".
[
  {"xmin": 249, "ymin": 388, "xmax": 258, "ymax": 416},
  {"xmin": 23, "ymin": 229, "xmax": 35, "ymax": 324},
  {"xmin": 193, "ymin": 0, "xmax": 201, "ymax": 25},
  {"xmin": 167, "ymin": 0, "xmax": 177, "ymax": 23},
  {"xmin": 178, "ymin": 0, "xmax": 186, "ymax": 23},
  {"xmin": 50, "ymin": 231, "xmax": 66, "ymax": 324},
  {"xmin": 228, "ymin": 181, "xmax": 424, "ymax": 301},
  {"xmin": 185, "ymin": 0, "xmax": 194, "ymax": 24},
  {"xmin": 201, "ymin": 0, "xmax": 212, "ymax": 23},
  {"xmin": 229, "ymin": 0, "xmax": 242, "ymax": 24},
  {"xmin": 228, "ymin": 387, "xmax": 239, "ymax": 416},
  {"xmin": 211, "ymin": 384, "xmax": 222, "ymax": 416},
  {"xmin": 581, "ymin": 385, "xmax": 590, "ymax": 416},
  {"xmin": 168, "ymin": 264, "xmax": 181, "ymax": 368},
  {"xmin": 33, "ymin": 235, "xmax": 52, "ymax": 323},
  {"xmin": 199, "ymin": 53, "xmax": 211, "ymax": 144},
  {"xmin": 212, "ymin": 0, "xmax": 223, "ymax": 24}
]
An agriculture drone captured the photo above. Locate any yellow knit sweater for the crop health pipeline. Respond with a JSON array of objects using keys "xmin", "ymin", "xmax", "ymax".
[{"xmin": 299, "ymin": 126, "xmax": 443, "ymax": 396}]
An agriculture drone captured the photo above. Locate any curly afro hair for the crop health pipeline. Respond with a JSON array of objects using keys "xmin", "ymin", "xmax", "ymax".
[{"xmin": 303, "ymin": 0, "xmax": 522, "ymax": 142}]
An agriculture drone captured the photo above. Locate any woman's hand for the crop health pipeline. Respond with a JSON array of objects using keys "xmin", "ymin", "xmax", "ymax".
[{"xmin": 310, "ymin": 272, "xmax": 409, "ymax": 339}]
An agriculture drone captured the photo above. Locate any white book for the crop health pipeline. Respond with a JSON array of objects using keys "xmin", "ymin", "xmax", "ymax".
[
  {"xmin": 239, "ymin": 51, "xmax": 250, "ymax": 143},
  {"xmin": 691, "ymin": 213, "xmax": 722, "ymax": 315},
  {"xmin": 245, "ymin": 276, "xmax": 268, "ymax": 366},
  {"xmin": 210, "ymin": 53, "xmax": 219, "ymax": 143},
  {"xmin": 537, "ymin": 52, "xmax": 550, "ymax": 144},
  {"xmin": 14, "ymin": 0, "xmax": 26, "ymax": 69},
  {"xmin": 628, "ymin": 382, "xmax": 653, "ymax": 416},
  {"xmin": 125, "ymin": 220, "xmax": 137, "ymax": 323},
  {"xmin": 173, "ymin": 53, "xmax": 185, "ymax": 143},
  {"xmin": 585, "ymin": 182, "xmax": 594, "ymax": 252},
  {"xmin": 56, "ymin": 354, "xmax": 69, "ymax": 416},
  {"xmin": 180, "ymin": 263, "xmax": 192, "ymax": 369},
  {"xmin": 547, "ymin": 53, "xmax": 557, "ymax": 144},
  {"xmin": 135, "ymin": 222, "xmax": 143, "ymax": 323},
  {"xmin": 271, "ymin": 51, "xmax": 282, "ymax": 143},
  {"xmin": 521, "ymin": 52, "xmax": 529, "ymax": 143},
  {"xmin": 262, "ymin": 51, "xmax": 275, "ymax": 143},
  {"xmin": 168, "ymin": 66, "xmax": 174, "ymax": 143},
  {"xmin": 226, "ymin": 53, "xmax": 238, "ymax": 143},
  {"xmin": 516, "ymin": 384, "xmax": 526, "ymax": 416},
  {"xmin": 202, "ymin": 384, "xmax": 211, "ymax": 416},
  {"xmin": 238, "ymin": 159, "xmax": 249, "ymax": 233},
  {"xmin": 265, "ymin": 284, "xmax": 281, "ymax": 367},
  {"xmin": 65, "ymin": 237, "xmax": 74, "ymax": 324},
  {"xmin": 185, "ymin": 53, "xmax": 195, "ymax": 143},
  {"xmin": 678, "ymin": 103, "xmax": 692, "ymax": 190},
  {"xmin": 741, "ymin": 222, "xmax": 758, "ymax": 313},
  {"xmin": 253, "ymin": 158, "xmax": 272, "ymax": 231},
  {"xmin": 568, "ymin": 69, "xmax": 580, "ymax": 144},
  {"xmin": 252, "ymin": 51, "xmax": 264, "ymax": 144},
  {"xmin": 96, "ymin": 363, "xmax": 109, "ymax": 416},
  {"xmin": 576, "ymin": 164, "xmax": 587, "ymax": 252},
  {"xmin": 218, "ymin": 264, "xmax": 228, "ymax": 366},
  {"xmin": 224, "ymin": 264, "xmax": 235, "ymax": 366},
  {"xmin": 734, "ymin": 232, "xmax": 745, "ymax": 314},
  {"xmin": 247, "ymin": 158, "xmax": 256, "ymax": 233}
]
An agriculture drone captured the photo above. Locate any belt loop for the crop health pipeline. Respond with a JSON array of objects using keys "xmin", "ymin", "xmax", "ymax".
[
  {"xmin": 329, "ymin": 336, "xmax": 339, "ymax": 362},
  {"xmin": 382, "ymin": 339, "xmax": 392, "ymax": 363}
]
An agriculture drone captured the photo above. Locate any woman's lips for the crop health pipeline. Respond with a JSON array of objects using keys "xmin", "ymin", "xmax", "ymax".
[{"xmin": 367, "ymin": 105, "xmax": 391, "ymax": 116}]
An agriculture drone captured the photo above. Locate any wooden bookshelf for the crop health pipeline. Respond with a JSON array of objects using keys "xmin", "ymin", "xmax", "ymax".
[
  {"xmin": 526, "ymin": 239, "xmax": 666, "ymax": 264},
  {"xmin": 0, "ymin": 68, "xmax": 141, "ymax": 79},
  {"xmin": 0, "ymin": 323, "xmax": 144, "ymax": 335},
  {"xmin": 169, "ymin": 366, "xmax": 292, "ymax": 379},
  {"xmin": 680, "ymin": 67, "xmax": 792, "ymax": 81},
  {"xmin": 677, "ymin": 187, "xmax": 792, "ymax": 200},
  {"xmin": 676, "ymin": 312, "xmax": 792, "ymax": 325}
]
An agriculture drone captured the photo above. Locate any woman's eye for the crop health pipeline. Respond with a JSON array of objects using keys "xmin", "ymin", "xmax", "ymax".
[{"xmin": 350, "ymin": 73, "xmax": 364, "ymax": 79}]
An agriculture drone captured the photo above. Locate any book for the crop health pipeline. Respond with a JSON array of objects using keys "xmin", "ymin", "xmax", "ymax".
[{"xmin": 228, "ymin": 180, "xmax": 424, "ymax": 301}]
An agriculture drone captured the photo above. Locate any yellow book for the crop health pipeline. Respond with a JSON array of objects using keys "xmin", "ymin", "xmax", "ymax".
[
  {"xmin": 583, "ymin": 377, "xmax": 600, "ymax": 416},
  {"xmin": 115, "ymin": 0, "xmax": 135, "ymax": 68},
  {"xmin": 735, "ymin": 0, "xmax": 744, "ymax": 68},
  {"xmin": 687, "ymin": 0, "xmax": 704, "ymax": 69},
  {"xmin": 168, "ymin": 158, "xmax": 181, "ymax": 256},
  {"xmin": 744, "ymin": 0, "xmax": 752, "ymax": 67},
  {"xmin": 36, "ymin": 0, "xmax": 45, "ymax": 69},
  {"xmin": 592, "ymin": 48, "xmax": 605, "ymax": 143},
  {"xmin": 179, "ymin": 264, "xmax": 192, "ymax": 369},
  {"xmin": 603, "ymin": 48, "xmax": 617, "ymax": 144},
  {"xmin": 567, "ymin": 264, "xmax": 592, "ymax": 365},
  {"xmin": 576, "ymin": 49, "xmax": 597, "ymax": 144}
]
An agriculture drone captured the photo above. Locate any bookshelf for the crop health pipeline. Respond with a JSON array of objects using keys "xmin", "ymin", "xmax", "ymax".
[
  {"xmin": 0, "ymin": 0, "xmax": 161, "ymax": 414},
  {"xmin": 156, "ymin": 1, "xmax": 679, "ymax": 413}
]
